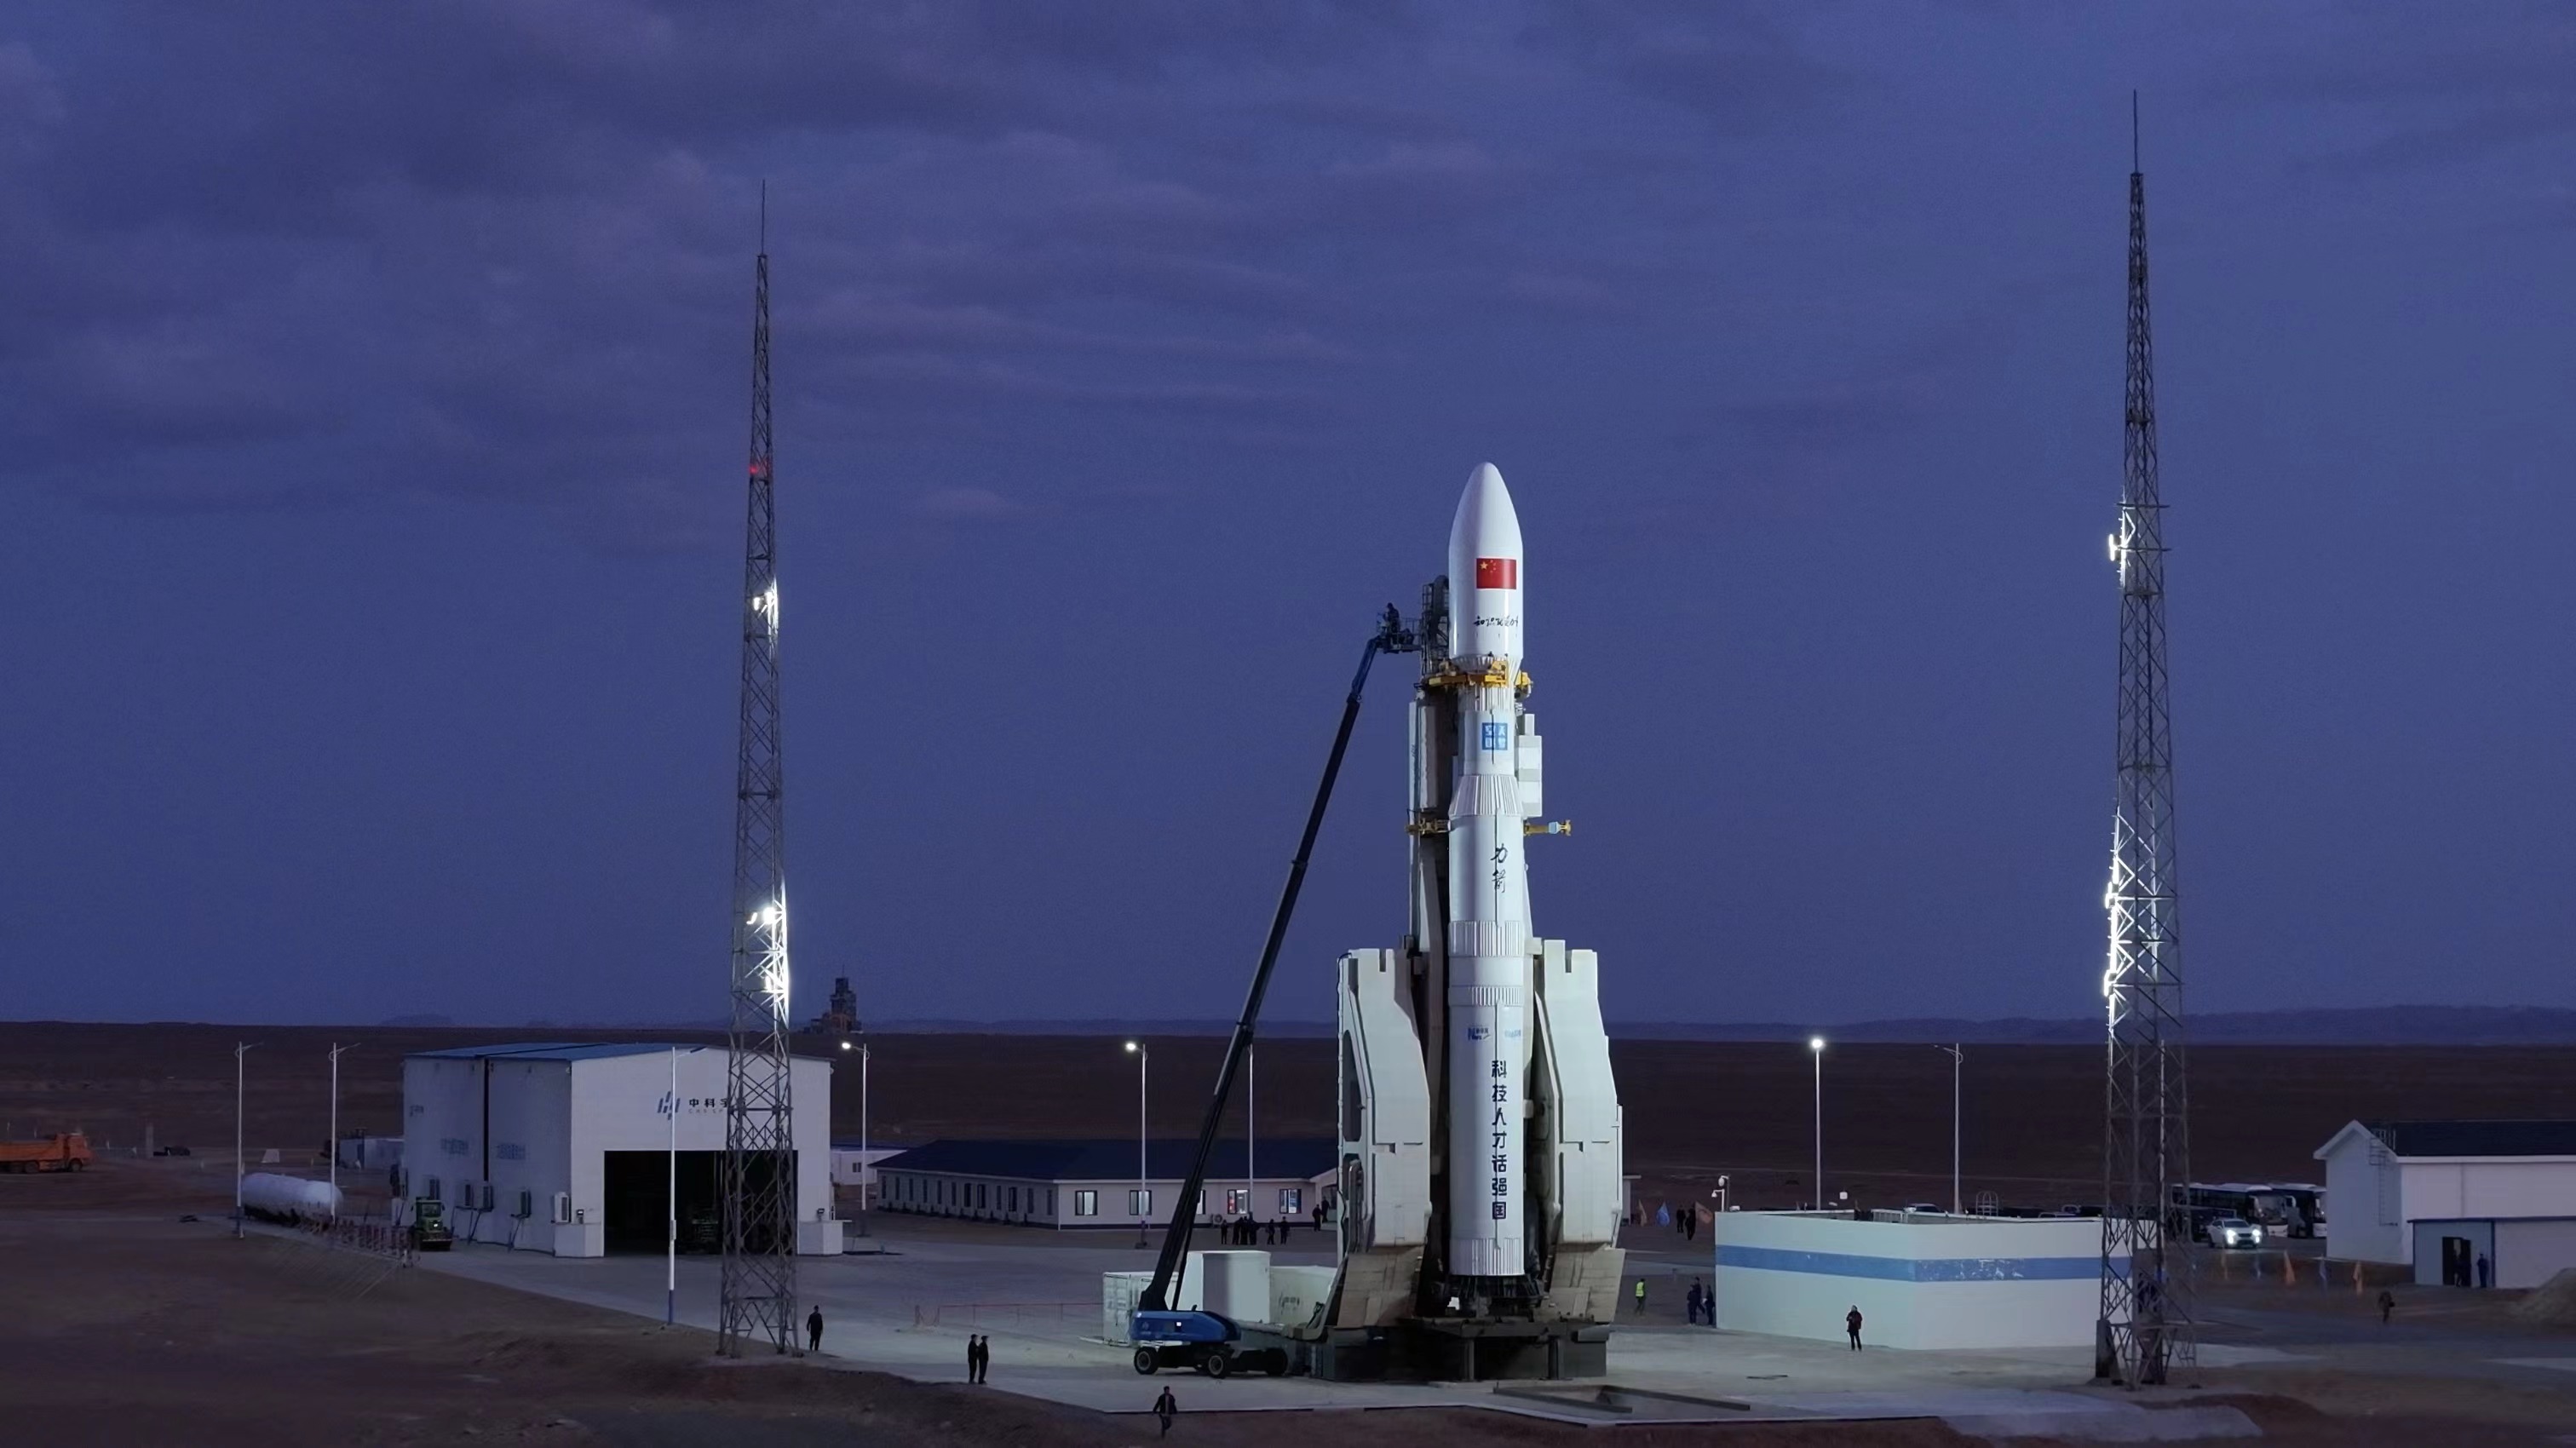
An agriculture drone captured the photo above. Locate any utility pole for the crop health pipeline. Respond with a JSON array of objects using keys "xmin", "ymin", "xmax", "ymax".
[
  {"xmin": 233, "ymin": 1042, "xmax": 258, "ymax": 1238},
  {"xmin": 1127, "ymin": 1041, "xmax": 1149, "ymax": 1248},
  {"xmin": 2098, "ymin": 95, "xmax": 2194, "ymax": 1388},
  {"xmin": 1932, "ymin": 1044, "xmax": 1964, "ymax": 1215},
  {"xmin": 327, "ymin": 1043, "xmax": 350, "ymax": 1216},
  {"xmin": 721, "ymin": 184, "xmax": 797, "ymax": 1357}
]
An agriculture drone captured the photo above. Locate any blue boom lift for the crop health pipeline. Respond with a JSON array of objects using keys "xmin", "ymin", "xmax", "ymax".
[{"xmin": 1128, "ymin": 609, "xmax": 1413, "ymax": 1377}]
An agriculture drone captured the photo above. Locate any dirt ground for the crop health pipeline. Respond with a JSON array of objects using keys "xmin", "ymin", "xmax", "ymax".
[
  {"xmin": 0, "ymin": 1180, "xmax": 2541, "ymax": 1448},
  {"xmin": 5, "ymin": 1160, "xmax": 2572, "ymax": 1444},
  {"xmin": 3, "ymin": 1164, "xmax": 1987, "ymax": 1447}
]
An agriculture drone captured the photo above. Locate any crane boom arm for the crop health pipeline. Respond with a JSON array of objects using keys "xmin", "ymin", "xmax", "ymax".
[{"xmin": 1140, "ymin": 606, "xmax": 1413, "ymax": 1312}]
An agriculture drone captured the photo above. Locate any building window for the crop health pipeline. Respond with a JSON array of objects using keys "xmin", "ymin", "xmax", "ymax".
[
  {"xmin": 1075, "ymin": 1189, "xmax": 1098, "ymax": 1217},
  {"xmin": 1130, "ymin": 1188, "xmax": 1153, "ymax": 1217},
  {"xmin": 1225, "ymin": 1188, "xmax": 1248, "ymax": 1215},
  {"xmin": 1009, "ymin": 1186, "xmax": 1020, "ymax": 1212},
  {"xmin": 976, "ymin": 1183, "xmax": 987, "ymax": 1210},
  {"xmin": 1279, "ymin": 1187, "xmax": 1302, "ymax": 1215},
  {"xmin": 1048, "ymin": 1188, "xmax": 1056, "ymax": 1216}
]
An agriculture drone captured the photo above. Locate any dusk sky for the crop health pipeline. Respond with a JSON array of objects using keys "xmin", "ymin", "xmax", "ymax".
[{"xmin": 3, "ymin": 3, "xmax": 2572, "ymax": 1028}]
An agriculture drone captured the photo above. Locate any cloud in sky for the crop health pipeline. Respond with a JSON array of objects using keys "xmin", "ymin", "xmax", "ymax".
[{"xmin": 6, "ymin": 3, "xmax": 2576, "ymax": 1026}]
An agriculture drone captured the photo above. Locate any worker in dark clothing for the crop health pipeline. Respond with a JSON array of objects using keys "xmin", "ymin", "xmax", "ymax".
[
  {"xmin": 1684, "ymin": 1280, "xmax": 1704, "ymax": 1325},
  {"xmin": 2378, "ymin": 1290, "xmax": 2396, "ymax": 1325},
  {"xmin": 965, "ymin": 1334, "xmax": 983, "ymax": 1382},
  {"xmin": 2476, "ymin": 1254, "xmax": 2491, "ymax": 1289},
  {"xmin": 1153, "ymin": 1385, "xmax": 1178, "ymax": 1437},
  {"xmin": 806, "ymin": 1307, "xmax": 824, "ymax": 1353},
  {"xmin": 1845, "ymin": 1305, "xmax": 1864, "ymax": 1350}
]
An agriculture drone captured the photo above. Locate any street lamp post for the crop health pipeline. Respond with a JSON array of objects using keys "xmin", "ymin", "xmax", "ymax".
[
  {"xmin": 1934, "ymin": 1044, "xmax": 1964, "ymax": 1215},
  {"xmin": 1808, "ymin": 1037, "xmax": 1826, "ymax": 1211},
  {"xmin": 839, "ymin": 1037, "xmax": 871, "ymax": 1238},
  {"xmin": 326, "ymin": 1043, "xmax": 350, "ymax": 1217},
  {"xmin": 1126, "ymin": 1041, "xmax": 1148, "ymax": 1248},
  {"xmin": 667, "ymin": 1045, "xmax": 679, "ymax": 1326},
  {"xmin": 1245, "ymin": 1043, "xmax": 1256, "ymax": 1229},
  {"xmin": 233, "ymin": 1042, "xmax": 259, "ymax": 1238}
]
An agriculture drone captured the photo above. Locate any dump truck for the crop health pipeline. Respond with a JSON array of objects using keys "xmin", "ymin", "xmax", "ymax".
[{"xmin": 0, "ymin": 1133, "xmax": 93, "ymax": 1173}]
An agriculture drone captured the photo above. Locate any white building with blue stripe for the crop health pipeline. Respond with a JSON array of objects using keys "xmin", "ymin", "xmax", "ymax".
[{"xmin": 1711, "ymin": 1210, "xmax": 2103, "ymax": 1349}]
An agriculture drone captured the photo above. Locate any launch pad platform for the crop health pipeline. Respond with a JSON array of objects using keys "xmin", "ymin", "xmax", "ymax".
[{"xmin": 1310, "ymin": 1317, "xmax": 1612, "ymax": 1382}]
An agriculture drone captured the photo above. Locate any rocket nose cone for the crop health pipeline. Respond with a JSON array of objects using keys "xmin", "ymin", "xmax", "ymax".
[{"xmin": 1451, "ymin": 463, "xmax": 1523, "ymax": 562}]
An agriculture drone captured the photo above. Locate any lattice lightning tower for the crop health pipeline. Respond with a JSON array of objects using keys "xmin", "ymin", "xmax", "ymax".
[
  {"xmin": 721, "ymin": 198, "xmax": 796, "ymax": 1355},
  {"xmin": 2097, "ymin": 101, "xmax": 2192, "ymax": 1387}
]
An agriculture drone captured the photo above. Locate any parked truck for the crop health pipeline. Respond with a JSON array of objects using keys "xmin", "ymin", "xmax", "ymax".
[{"xmin": 0, "ymin": 1133, "xmax": 93, "ymax": 1173}]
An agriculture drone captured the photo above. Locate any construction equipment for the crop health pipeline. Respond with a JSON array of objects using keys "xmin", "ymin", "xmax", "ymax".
[
  {"xmin": 410, "ymin": 1198, "xmax": 455, "ymax": 1252},
  {"xmin": 1127, "ymin": 607, "xmax": 1415, "ymax": 1373},
  {"xmin": 0, "ymin": 1132, "xmax": 93, "ymax": 1173}
]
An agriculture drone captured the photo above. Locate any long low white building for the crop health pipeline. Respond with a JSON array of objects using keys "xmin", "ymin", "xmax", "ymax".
[
  {"xmin": 877, "ymin": 1139, "xmax": 1336, "ymax": 1232},
  {"xmin": 2315, "ymin": 1119, "xmax": 2576, "ymax": 1285},
  {"xmin": 1712, "ymin": 1210, "xmax": 2104, "ymax": 1350},
  {"xmin": 400, "ymin": 1042, "xmax": 840, "ymax": 1257}
]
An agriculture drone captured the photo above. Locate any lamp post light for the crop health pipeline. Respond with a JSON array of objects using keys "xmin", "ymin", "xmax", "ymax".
[
  {"xmin": 233, "ymin": 1042, "xmax": 260, "ymax": 1239},
  {"xmin": 1934, "ymin": 1043, "xmax": 1964, "ymax": 1215},
  {"xmin": 840, "ymin": 1037, "xmax": 871, "ymax": 1238},
  {"xmin": 1808, "ymin": 1037, "xmax": 1826, "ymax": 1211},
  {"xmin": 326, "ymin": 1043, "xmax": 351, "ymax": 1218},
  {"xmin": 667, "ymin": 1046, "xmax": 679, "ymax": 1325},
  {"xmin": 1126, "ymin": 1041, "xmax": 1148, "ymax": 1248}
]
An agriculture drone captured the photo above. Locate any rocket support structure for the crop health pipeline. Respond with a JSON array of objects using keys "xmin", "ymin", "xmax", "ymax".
[{"xmin": 1323, "ymin": 464, "xmax": 1624, "ymax": 1382}]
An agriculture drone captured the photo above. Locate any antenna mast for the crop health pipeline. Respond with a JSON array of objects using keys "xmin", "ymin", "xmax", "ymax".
[
  {"xmin": 721, "ymin": 185, "xmax": 797, "ymax": 1355},
  {"xmin": 2097, "ymin": 97, "xmax": 2193, "ymax": 1387}
]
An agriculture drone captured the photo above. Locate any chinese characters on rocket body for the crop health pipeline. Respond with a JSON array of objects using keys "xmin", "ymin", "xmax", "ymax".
[{"xmin": 1445, "ymin": 463, "xmax": 1530, "ymax": 1280}]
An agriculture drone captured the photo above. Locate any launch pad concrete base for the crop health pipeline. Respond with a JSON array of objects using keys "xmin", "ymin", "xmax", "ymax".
[
  {"xmin": 405, "ymin": 1222, "xmax": 2277, "ymax": 1437},
  {"xmin": 1311, "ymin": 1319, "xmax": 1611, "ymax": 1382}
]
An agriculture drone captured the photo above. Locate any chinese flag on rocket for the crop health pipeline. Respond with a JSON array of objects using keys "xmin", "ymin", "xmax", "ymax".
[{"xmin": 1476, "ymin": 557, "xmax": 1518, "ymax": 590}]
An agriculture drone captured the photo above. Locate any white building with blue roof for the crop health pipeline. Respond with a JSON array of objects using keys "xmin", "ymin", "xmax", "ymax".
[
  {"xmin": 400, "ymin": 1041, "xmax": 839, "ymax": 1257},
  {"xmin": 876, "ymin": 1138, "xmax": 1337, "ymax": 1233}
]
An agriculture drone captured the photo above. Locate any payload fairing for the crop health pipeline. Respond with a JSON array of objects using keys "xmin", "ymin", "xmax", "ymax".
[{"xmin": 1325, "ymin": 464, "xmax": 1624, "ymax": 1380}]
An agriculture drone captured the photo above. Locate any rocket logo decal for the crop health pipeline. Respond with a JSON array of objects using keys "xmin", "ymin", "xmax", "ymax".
[{"xmin": 1475, "ymin": 557, "xmax": 1517, "ymax": 590}]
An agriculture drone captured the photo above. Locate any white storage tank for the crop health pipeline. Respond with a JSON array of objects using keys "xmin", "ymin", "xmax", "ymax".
[{"xmin": 241, "ymin": 1172, "xmax": 342, "ymax": 1223}]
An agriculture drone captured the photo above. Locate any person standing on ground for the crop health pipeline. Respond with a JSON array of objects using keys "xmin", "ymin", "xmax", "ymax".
[
  {"xmin": 1153, "ymin": 1384, "xmax": 1177, "ymax": 1437},
  {"xmin": 1631, "ymin": 1277, "xmax": 1647, "ymax": 1316},
  {"xmin": 2378, "ymin": 1289, "xmax": 2396, "ymax": 1325},
  {"xmin": 1845, "ymin": 1305, "xmax": 1864, "ymax": 1350},
  {"xmin": 2477, "ymin": 1254, "xmax": 2491, "ymax": 1289},
  {"xmin": 1691, "ymin": 1277, "xmax": 1711, "ymax": 1326},
  {"xmin": 806, "ymin": 1307, "xmax": 824, "ymax": 1353},
  {"xmin": 965, "ymin": 1335, "xmax": 981, "ymax": 1382}
]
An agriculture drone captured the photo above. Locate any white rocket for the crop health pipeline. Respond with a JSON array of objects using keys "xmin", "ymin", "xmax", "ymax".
[
  {"xmin": 1445, "ymin": 463, "xmax": 1532, "ymax": 1279},
  {"xmin": 1328, "ymin": 462, "xmax": 1622, "ymax": 1347}
]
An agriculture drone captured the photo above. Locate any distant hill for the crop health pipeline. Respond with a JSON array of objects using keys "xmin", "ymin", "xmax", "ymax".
[
  {"xmin": 1609, "ymin": 1006, "xmax": 2576, "ymax": 1045},
  {"xmin": 342, "ymin": 1006, "xmax": 2576, "ymax": 1044},
  {"xmin": 854, "ymin": 1007, "xmax": 2576, "ymax": 1045}
]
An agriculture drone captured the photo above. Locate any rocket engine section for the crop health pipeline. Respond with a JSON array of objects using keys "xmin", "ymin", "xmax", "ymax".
[{"xmin": 1326, "ymin": 463, "xmax": 1624, "ymax": 1379}]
